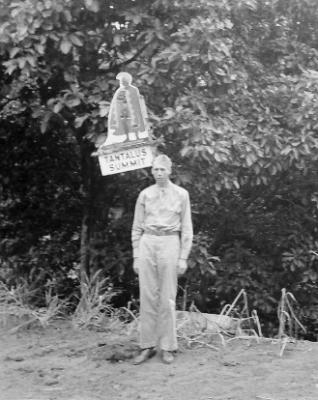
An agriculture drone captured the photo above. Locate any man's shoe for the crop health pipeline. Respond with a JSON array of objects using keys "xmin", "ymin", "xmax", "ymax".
[
  {"xmin": 162, "ymin": 350, "xmax": 174, "ymax": 364},
  {"xmin": 133, "ymin": 347, "xmax": 156, "ymax": 365}
]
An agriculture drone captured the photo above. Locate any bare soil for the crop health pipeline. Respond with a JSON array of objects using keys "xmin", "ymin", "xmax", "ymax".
[{"xmin": 1, "ymin": 321, "xmax": 318, "ymax": 400}]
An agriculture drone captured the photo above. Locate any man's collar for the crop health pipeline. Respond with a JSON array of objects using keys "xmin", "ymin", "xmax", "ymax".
[{"xmin": 155, "ymin": 180, "xmax": 171, "ymax": 190}]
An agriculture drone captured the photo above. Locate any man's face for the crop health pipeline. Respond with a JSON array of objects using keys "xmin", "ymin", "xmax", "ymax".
[
  {"xmin": 152, "ymin": 163, "xmax": 171, "ymax": 185},
  {"xmin": 121, "ymin": 78, "xmax": 130, "ymax": 86}
]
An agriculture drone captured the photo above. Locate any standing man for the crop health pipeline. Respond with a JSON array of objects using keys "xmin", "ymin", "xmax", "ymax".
[{"xmin": 131, "ymin": 154, "xmax": 193, "ymax": 364}]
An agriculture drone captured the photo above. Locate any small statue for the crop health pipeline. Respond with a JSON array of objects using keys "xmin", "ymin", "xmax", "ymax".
[{"xmin": 103, "ymin": 72, "xmax": 149, "ymax": 145}]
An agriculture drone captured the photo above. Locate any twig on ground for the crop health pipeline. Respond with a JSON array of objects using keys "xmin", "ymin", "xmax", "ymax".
[
  {"xmin": 120, "ymin": 306, "xmax": 138, "ymax": 323},
  {"xmin": 277, "ymin": 288, "xmax": 306, "ymax": 356},
  {"xmin": 221, "ymin": 289, "xmax": 246, "ymax": 316},
  {"xmin": 256, "ymin": 396, "xmax": 277, "ymax": 400},
  {"xmin": 177, "ymin": 333, "xmax": 219, "ymax": 350},
  {"xmin": 252, "ymin": 309, "xmax": 263, "ymax": 337},
  {"xmin": 279, "ymin": 336, "xmax": 289, "ymax": 357}
]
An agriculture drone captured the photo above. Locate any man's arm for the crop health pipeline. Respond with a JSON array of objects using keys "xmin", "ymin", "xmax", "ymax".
[
  {"xmin": 131, "ymin": 192, "xmax": 145, "ymax": 259},
  {"xmin": 179, "ymin": 190, "xmax": 193, "ymax": 260}
]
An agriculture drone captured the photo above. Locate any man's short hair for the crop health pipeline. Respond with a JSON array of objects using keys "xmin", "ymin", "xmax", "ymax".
[
  {"xmin": 116, "ymin": 72, "xmax": 132, "ymax": 84},
  {"xmin": 152, "ymin": 154, "xmax": 172, "ymax": 170}
]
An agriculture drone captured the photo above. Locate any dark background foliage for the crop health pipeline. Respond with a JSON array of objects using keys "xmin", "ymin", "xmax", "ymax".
[{"xmin": 0, "ymin": 0, "xmax": 317, "ymax": 339}]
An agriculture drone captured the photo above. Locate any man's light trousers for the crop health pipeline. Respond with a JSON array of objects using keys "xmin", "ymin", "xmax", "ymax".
[{"xmin": 138, "ymin": 233, "xmax": 180, "ymax": 351}]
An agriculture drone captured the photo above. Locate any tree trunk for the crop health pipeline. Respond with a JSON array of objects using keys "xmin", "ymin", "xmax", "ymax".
[
  {"xmin": 78, "ymin": 138, "xmax": 95, "ymax": 285},
  {"xmin": 80, "ymin": 213, "xmax": 90, "ymax": 282}
]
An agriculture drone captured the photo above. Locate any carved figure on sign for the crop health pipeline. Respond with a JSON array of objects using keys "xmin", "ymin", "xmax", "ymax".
[{"xmin": 103, "ymin": 72, "xmax": 149, "ymax": 145}]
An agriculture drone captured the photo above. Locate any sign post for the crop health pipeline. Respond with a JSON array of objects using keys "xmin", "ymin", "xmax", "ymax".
[{"xmin": 94, "ymin": 72, "xmax": 155, "ymax": 176}]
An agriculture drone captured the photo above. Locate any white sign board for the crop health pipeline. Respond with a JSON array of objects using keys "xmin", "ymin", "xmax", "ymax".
[{"xmin": 98, "ymin": 144, "xmax": 154, "ymax": 176}]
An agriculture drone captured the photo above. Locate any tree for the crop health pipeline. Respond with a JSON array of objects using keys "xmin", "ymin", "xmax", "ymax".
[{"xmin": 1, "ymin": 0, "xmax": 318, "ymax": 336}]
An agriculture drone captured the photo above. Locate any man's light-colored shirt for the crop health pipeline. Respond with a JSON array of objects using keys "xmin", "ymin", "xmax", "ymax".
[{"xmin": 132, "ymin": 181, "xmax": 193, "ymax": 259}]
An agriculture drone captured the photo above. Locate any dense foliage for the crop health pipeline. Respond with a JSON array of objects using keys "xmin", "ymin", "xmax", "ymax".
[{"xmin": 1, "ymin": 0, "xmax": 318, "ymax": 338}]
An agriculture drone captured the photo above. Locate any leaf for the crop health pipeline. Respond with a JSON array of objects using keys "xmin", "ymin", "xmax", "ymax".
[
  {"xmin": 66, "ymin": 97, "xmax": 81, "ymax": 107},
  {"xmin": 9, "ymin": 47, "xmax": 20, "ymax": 58},
  {"xmin": 215, "ymin": 68, "xmax": 226, "ymax": 76},
  {"xmin": 281, "ymin": 146, "xmax": 292, "ymax": 155},
  {"xmin": 74, "ymin": 115, "xmax": 89, "ymax": 128},
  {"xmin": 99, "ymin": 102, "xmax": 110, "ymax": 117},
  {"xmin": 180, "ymin": 147, "xmax": 190, "ymax": 157},
  {"xmin": 35, "ymin": 44, "xmax": 45, "ymax": 54},
  {"xmin": 17, "ymin": 25, "xmax": 28, "ymax": 37},
  {"xmin": 40, "ymin": 112, "xmax": 52, "ymax": 133},
  {"xmin": 133, "ymin": 15, "xmax": 142, "ymax": 24},
  {"xmin": 64, "ymin": 72, "xmax": 76, "ymax": 82},
  {"xmin": 233, "ymin": 179, "xmax": 240, "ymax": 189},
  {"xmin": 69, "ymin": 34, "xmax": 83, "ymax": 47},
  {"xmin": 53, "ymin": 102, "xmax": 63, "ymax": 113},
  {"xmin": 26, "ymin": 56, "xmax": 36, "ymax": 67},
  {"xmin": 113, "ymin": 35, "xmax": 121, "ymax": 46},
  {"xmin": 44, "ymin": 0, "xmax": 52, "ymax": 9},
  {"xmin": 60, "ymin": 38, "xmax": 72, "ymax": 54},
  {"xmin": 214, "ymin": 153, "xmax": 222, "ymax": 162},
  {"xmin": 163, "ymin": 109, "xmax": 175, "ymax": 119},
  {"xmin": 18, "ymin": 57, "xmax": 26, "ymax": 69},
  {"xmin": 84, "ymin": 0, "xmax": 99, "ymax": 12},
  {"xmin": 3, "ymin": 60, "xmax": 17, "ymax": 75},
  {"xmin": 10, "ymin": 7, "xmax": 20, "ymax": 19},
  {"xmin": 246, "ymin": 154, "xmax": 254, "ymax": 167},
  {"xmin": 99, "ymin": 61, "xmax": 110, "ymax": 70},
  {"xmin": 309, "ymin": 270, "xmax": 317, "ymax": 281},
  {"xmin": 63, "ymin": 9, "xmax": 72, "ymax": 22}
]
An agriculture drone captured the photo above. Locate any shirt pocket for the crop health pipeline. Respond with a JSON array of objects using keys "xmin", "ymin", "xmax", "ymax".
[{"xmin": 166, "ymin": 198, "xmax": 182, "ymax": 214}]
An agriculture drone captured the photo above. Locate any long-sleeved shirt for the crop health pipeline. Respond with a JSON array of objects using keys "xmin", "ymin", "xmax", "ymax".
[{"xmin": 132, "ymin": 181, "xmax": 193, "ymax": 259}]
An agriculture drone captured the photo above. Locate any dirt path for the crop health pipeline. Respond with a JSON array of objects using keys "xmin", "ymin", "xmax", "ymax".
[{"xmin": 0, "ymin": 322, "xmax": 317, "ymax": 400}]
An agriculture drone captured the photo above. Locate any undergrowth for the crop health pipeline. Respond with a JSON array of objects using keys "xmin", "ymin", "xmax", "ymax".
[{"xmin": 0, "ymin": 274, "xmax": 309, "ymax": 357}]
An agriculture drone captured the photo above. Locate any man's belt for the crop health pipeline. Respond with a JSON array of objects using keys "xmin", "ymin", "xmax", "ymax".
[{"xmin": 144, "ymin": 229, "xmax": 180, "ymax": 237}]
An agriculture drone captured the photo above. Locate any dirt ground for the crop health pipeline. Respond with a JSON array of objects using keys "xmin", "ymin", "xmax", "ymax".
[{"xmin": 1, "ymin": 321, "xmax": 318, "ymax": 400}]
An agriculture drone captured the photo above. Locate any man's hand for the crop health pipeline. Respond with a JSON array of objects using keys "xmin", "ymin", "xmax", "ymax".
[
  {"xmin": 177, "ymin": 259, "xmax": 188, "ymax": 275},
  {"xmin": 133, "ymin": 257, "xmax": 140, "ymax": 274}
]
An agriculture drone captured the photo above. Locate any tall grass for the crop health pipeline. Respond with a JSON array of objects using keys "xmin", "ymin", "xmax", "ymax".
[
  {"xmin": 71, "ymin": 270, "xmax": 119, "ymax": 329},
  {"xmin": 1, "ymin": 273, "xmax": 308, "ymax": 359},
  {"xmin": 0, "ymin": 280, "xmax": 67, "ymax": 331}
]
